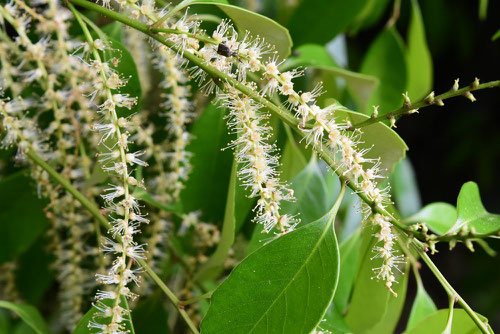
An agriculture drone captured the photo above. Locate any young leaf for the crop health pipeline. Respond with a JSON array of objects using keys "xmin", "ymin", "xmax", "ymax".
[
  {"xmin": 360, "ymin": 28, "xmax": 407, "ymax": 114},
  {"xmin": 406, "ymin": 0, "xmax": 433, "ymax": 101},
  {"xmin": 0, "ymin": 301, "xmax": 49, "ymax": 334},
  {"xmin": 191, "ymin": 2, "xmax": 292, "ymax": 58},
  {"xmin": 194, "ymin": 158, "xmax": 237, "ymax": 282},
  {"xmin": 404, "ymin": 203, "xmax": 457, "ymax": 235},
  {"xmin": 448, "ymin": 181, "xmax": 500, "ymax": 235},
  {"xmin": 390, "ymin": 158, "xmax": 422, "ymax": 218},
  {"xmin": 0, "ymin": 171, "xmax": 49, "ymax": 264},
  {"xmin": 406, "ymin": 283, "xmax": 437, "ymax": 331},
  {"xmin": 286, "ymin": 0, "xmax": 367, "ymax": 46},
  {"xmin": 201, "ymin": 186, "xmax": 345, "ymax": 334},
  {"xmin": 345, "ymin": 224, "xmax": 409, "ymax": 333},
  {"xmin": 282, "ymin": 44, "xmax": 379, "ymax": 109},
  {"xmin": 404, "ymin": 309, "xmax": 492, "ymax": 334}
]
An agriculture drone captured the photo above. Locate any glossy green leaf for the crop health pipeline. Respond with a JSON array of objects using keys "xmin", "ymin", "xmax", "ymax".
[
  {"xmin": 406, "ymin": 0, "xmax": 433, "ymax": 101},
  {"xmin": 0, "ymin": 171, "xmax": 49, "ymax": 264},
  {"xmin": 360, "ymin": 28, "xmax": 407, "ymax": 114},
  {"xmin": 73, "ymin": 296, "xmax": 134, "ymax": 334},
  {"xmin": 405, "ymin": 203, "xmax": 457, "ymax": 235},
  {"xmin": 279, "ymin": 125, "xmax": 308, "ymax": 182},
  {"xmin": 194, "ymin": 159, "xmax": 237, "ymax": 282},
  {"xmin": 201, "ymin": 186, "xmax": 344, "ymax": 334},
  {"xmin": 406, "ymin": 283, "xmax": 437, "ymax": 331},
  {"xmin": 247, "ymin": 156, "xmax": 340, "ymax": 253},
  {"xmin": 287, "ymin": 0, "xmax": 367, "ymax": 46},
  {"xmin": 0, "ymin": 301, "xmax": 48, "ymax": 334},
  {"xmin": 321, "ymin": 303, "xmax": 351, "ymax": 333},
  {"xmin": 345, "ymin": 224, "xmax": 409, "ymax": 333},
  {"xmin": 192, "ymin": 2, "xmax": 292, "ymax": 58},
  {"xmin": 132, "ymin": 296, "xmax": 169, "ymax": 334},
  {"xmin": 180, "ymin": 104, "xmax": 233, "ymax": 222},
  {"xmin": 448, "ymin": 181, "xmax": 500, "ymax": 235},
  {"xmin": 283, "ymin": 44, "xmax": 379, "ymax": 109},
  {"xmin": 334, "ymin": 229, "xmax": 362, "ymax": 314},
  {"xmin": 404, "ymin": 309, "xmax": 491, "ymax": 334},
  {"xmin": 390, "ymin": 158, "xmax": 422, "ymax": 218},
  {"xmin": 333, "ymin": 106, "xmax": 408, "ymax": 177}
]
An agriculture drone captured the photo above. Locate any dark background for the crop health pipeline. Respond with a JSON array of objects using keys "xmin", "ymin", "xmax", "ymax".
[{"xmin": 353, "ymin": 0, "xmax": 500, "ymax": 331}]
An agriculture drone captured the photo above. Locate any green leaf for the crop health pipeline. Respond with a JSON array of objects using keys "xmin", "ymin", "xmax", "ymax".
[
  {"xmin": 16, "ymin": 237, "xmax": 55, "ymax": 305},
  {"xmin": 279, "ymin": 125, "xmax": 308, "ymax": 182},
  {"xmin": 360, "ymin": 28, "xmax": 407, "ymax": 114},
  {"xmin": 390, "ymin": 158, "xmax": 422, "ymax": 218},
  {"xmin": 406, "ymin": 283, "xmax": 437, "ymax": 331},
  {"xmin": 107, "ymin": 36, "xmax": 142, "ymax": 117},
  {"xmin": 286, "ymin": 0, "xmax": 367, "ymax": 46},
  {"xmin": 132, "ymin": 295, "xmax": 170, "ymax": 334},
  {"xmin": 332, "ymin": 105, "xmax": 408, "ymax": 177},
  {"xmin": 194, "ymin": 158, "xmax": 237, "ymax": 282},
  {"xmin": 405, "ymin": 203, "xmax": 457, "ymax": 235},
  {"xmin": 0, "ymin": 171, "xmax": 49, "ymax": 264},
  {"xmin": 334, "ymin": 229, "xmax": 362, "ymax": 314},
  {"xmin": 406, "ymin": 0, "xmax": 433, "ymax": 101},
  {"xmin": 321, "ymin": 303, "xmax": 351, "ymax": 333},
  {"xmin": 283, "ymin": 44, "xmax": 379, "ymax": 109},
  {"xmin": 247, "ymin": 156, "xmax": 340, "ymax": 253},
  {"xmin": 192, "ymin": 2, "xmax": 292, "ymax": 58},
  {"xmin": 404, "ymin": 309, "xmax": 491, "ymax": 334},
  {"xmin": 73, "ymin": 296, "xmax": 134, "ymax": 334},
  {"xmin": 180, "ymin": 104, "xmax": 233, "ymax": 222},
  {"xmin": 448, "ymin": 181, "xmax": 500, "ymax": 235},
  {"xmin": 0, "ymin": 301, "xmax": 49, "ymax": 334},
  {"xmin": 350, "ymin": 0, "xmax": 392, "ymax": 33},
  {"xmin": 345, "ymin": 224, "xmax": 409, "ymax": 333},
  {"xmin": 201, "ymin": 186, "xmax": 344, "ymax": 334}
]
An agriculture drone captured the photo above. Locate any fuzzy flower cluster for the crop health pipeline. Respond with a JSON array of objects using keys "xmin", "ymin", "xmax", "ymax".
[
  {"xmin": 218, "ymin": 89, "xmax": 295, "ymax": 232},
  {"xmin": 78, "ymin": 37, "xmax": 149, "ymax": 332},
  {"xmin": 0, "ymin": 0, "xmax": 104, "ymax": 328},
  {"xmin": 115, "ymin": 1, "xmax": 296, "ymax": 233},
  {"xmin": 122, "ymin": 4, "xmax": 405, "ymax": 289}
]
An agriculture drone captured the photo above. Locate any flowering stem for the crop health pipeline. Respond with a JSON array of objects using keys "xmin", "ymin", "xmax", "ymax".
[
  {"xmin": 25, "ymin": 147, "xmax": 200, "ymax": 334},
  {"xmin": 352, "ymin": 80, "xmax": 500, "ymax": 129},
  {"xmin": 62, "ymin": 2, "xmax": 494, "ymax": 330}
]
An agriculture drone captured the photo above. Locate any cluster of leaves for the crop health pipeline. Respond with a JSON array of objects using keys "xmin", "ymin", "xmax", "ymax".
[{"xmin": 1, "ymin": 0, "xmax": 499, "ymax": 333}]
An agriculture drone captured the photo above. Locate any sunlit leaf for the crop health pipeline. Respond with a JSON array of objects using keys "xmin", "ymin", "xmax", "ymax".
[
  {"xmin": 201, "ymin": 187, "xmax": 344, "ymax": 333},
  {"xmin": 405, "ymin": 202, "xmax": 457, "ymax": 235},
  {"xmin": 404, "ymin": 309, "xmax": 492, "ymax": 334},
  {"xmin": 448, "ymin": 181, "xmax": 500, "ymax": 235}
]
